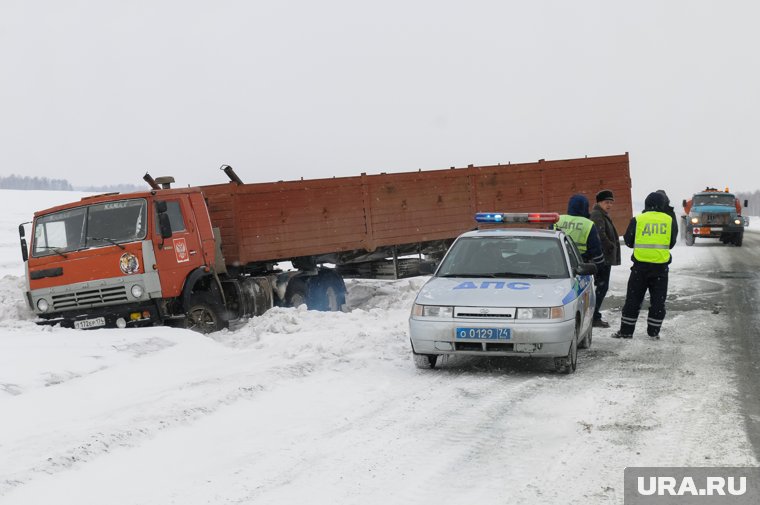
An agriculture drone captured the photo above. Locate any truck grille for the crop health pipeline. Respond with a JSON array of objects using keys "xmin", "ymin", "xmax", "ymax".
[
  {"xmin": 703, "ymin": 213, "xmax": 730, "ymax": 225},
  {"xmin": 52, "ymin": 286, "xmax": 129, "ymax": 310}
]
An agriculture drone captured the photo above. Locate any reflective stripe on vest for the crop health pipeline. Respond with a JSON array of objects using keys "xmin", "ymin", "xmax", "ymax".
[
  {"xmin": 556, "ymin": 215, "xmax": 593, "ymax": 253},
  {"xmin": 634, "ymin": 211, "xmax": 671, "ymax": 263}
]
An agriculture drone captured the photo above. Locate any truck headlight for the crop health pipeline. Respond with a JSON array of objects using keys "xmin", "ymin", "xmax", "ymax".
[
  {"xmin": 690, "ymin": 217, "xmax": 699, "ymax": 224},
  {"xmin": 734, "ymin": 219, "xmax": 742, "ymax": 225},
  {"xmin": 37, "ymin": 298, "xmax": 49, "ymax": 312},
  {"xmin": 516, "ymin": 307, "xmax": 564, "ymax": 319},
  {"xmin": 412, "ymin": 304, "xmax": 453, "ymax": 318},
  {"xmin": 130, "ymin": 284, "xmax": 144, "ymax": 298}
]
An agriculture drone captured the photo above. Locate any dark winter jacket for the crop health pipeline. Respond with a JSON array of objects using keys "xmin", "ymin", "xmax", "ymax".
[
  {"xmin": 590, "ymin": 203, "xmax": 621, "ymax": 266},
  {"xmin": 623, "ymin": 192, "xmax": 678, "ymax": 266},
  {"xmin": 561, "ymin": 194, "xmax": 605, "ymax": 266}
]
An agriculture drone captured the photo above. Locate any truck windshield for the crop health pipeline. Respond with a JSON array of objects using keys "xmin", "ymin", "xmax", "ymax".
[
  {"xmin": 436, "ymin": 236, "xmax": 569, "ymax": 279},
  {"xmin": 693, "ymin": 194, "xmax": 735, "ymax": 207},
  {"xmin": 32, "ymin": 199, "xmax": 147, "ymax": 257}
]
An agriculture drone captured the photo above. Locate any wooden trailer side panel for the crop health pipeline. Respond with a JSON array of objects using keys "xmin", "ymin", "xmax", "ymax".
[{"xmin": 201, "ymin": 153, "xmax": 632, "ymax": 266}]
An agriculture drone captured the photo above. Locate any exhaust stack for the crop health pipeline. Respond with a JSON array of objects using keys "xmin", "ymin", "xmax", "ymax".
[
  {"xmin": 221, "ymin": 164, "xmax": 243, "ymax": 185},
  {"xmin": 143, "ymin": 173, "xmax": 160, "ymax": 190}
]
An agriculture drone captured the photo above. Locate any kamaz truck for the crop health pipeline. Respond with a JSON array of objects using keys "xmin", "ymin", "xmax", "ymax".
[
  {"xmin": 681, "ymin": 187, "xmax": 748, "ymax": 246},
  {"xmin": 18, "ymin": 154, "xmax": 633, "ymax": 332}
]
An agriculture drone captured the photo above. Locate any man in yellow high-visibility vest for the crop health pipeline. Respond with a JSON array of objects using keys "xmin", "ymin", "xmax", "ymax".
[
  {"xmin": 555, "ymin": 194, "xmax": 605, "ymax": 268},
  {"xmin": 613, "ymin": 191, "xmax": 678, "ymax": 339}
]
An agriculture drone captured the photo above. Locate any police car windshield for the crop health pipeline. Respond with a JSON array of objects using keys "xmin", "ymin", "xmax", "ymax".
[{"xmin": 436, "ymin": 236, "xmax": 569, "ymax": 279}]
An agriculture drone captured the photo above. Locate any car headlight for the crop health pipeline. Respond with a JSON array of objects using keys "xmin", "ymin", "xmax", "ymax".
[
  {"xmin": 516, "ymin": 307, "xmax": 564, "ymax": 319},
  {"xmin": 690, "ymin": 217, "xmax": 699, "ymax": 224},
  {"xmin": 131, "ymin": 284, "xmax": 144, "ymax": 298},
  {"xmin": 412, "ymin": 304, "xmax": 453, "ymax": 318},
  {"xmin": 37, "ymin": 298, "xmax": 49, "ymax": 312},
  {"xmin": 734, "ymin": 219, "xmax": 742, "ymax": 225}
]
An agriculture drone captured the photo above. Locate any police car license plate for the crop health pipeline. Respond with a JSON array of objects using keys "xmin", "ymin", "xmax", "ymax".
[
  {"xmin": 455, "ymin": 327, "xmax": 511, "ymax": 340},
  {"xmin": 74, "ymin": 317, "xmax": 106, "ymax": 329}
]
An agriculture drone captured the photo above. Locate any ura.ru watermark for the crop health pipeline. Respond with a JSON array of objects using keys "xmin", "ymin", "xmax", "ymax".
[{"xmin": 624, "ymin": 467, "xmax": 759, "ymax": 504}]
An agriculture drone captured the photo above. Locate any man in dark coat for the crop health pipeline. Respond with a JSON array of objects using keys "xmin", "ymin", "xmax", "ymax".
[{"xmin": 589, "ymin": 190, "xmax": 621, "ymax": 328}]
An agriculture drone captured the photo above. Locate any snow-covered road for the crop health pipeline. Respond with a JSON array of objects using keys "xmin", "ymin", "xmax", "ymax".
[{"xmin": 1, "ymin": 190, "xmax": 757, "ymax": 505}]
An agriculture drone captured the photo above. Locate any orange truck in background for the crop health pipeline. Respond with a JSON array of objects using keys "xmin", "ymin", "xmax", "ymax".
[{"xmin": 19, "ymin": 154, "xmax": 632, "ymax": 332}]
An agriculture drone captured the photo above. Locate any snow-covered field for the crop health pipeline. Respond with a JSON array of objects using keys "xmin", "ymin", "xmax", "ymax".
[{"xmin": 0, "ymin": 190, "xmax": 757, "ymax": 505}]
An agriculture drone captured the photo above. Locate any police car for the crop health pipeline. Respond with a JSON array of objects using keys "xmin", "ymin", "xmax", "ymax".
[{"xmin": 409, "ymin": 213, "xmax": 596, "ymax": 373}]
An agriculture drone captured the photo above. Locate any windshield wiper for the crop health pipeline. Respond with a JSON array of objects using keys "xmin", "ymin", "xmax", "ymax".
[
  {"xmin": 37, "ymin": 246, "xmax": 68, "ymax": 258},
  {"xmin": 88, "ymin": 236, "xmax": 126, "ymax": 250}
]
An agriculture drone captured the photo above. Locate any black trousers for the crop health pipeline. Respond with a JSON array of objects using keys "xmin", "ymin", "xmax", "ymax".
[
  {"xmin": 594, "ymin": 263, "xmax": 611, "ymax": 320},
  {"xmin": 619, "ymin": 263, "xmax": 669, "ymax": 336}
]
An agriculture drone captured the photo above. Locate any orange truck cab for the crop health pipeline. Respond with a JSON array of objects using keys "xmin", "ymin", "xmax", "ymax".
[{"xmin": 21, "ymin": 188, "xmax": 224, "ymax": 330}]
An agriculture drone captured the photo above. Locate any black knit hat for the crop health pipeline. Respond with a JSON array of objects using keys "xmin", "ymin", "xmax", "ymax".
[{"xmin": 596, "ymin": 189, "xmax": 614, "ymax": 202}]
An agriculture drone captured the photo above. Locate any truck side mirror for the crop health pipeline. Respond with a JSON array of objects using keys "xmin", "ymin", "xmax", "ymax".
[
  {"xmin": 744, "ymin": 199, "xmax": 748, "ymax": 208},
  {"xmin": 158, "ymin": 213, "xmax": 173, "ymax": 239},
  {"xmin": 682, "ymin": 199, "xmax": 687, "ymax": 208},
  {"xmin": 18, "ymin": 223, "xmax": 28, "ymax": 262},
  {"xmin": 156, "ymin": 200, "xmax": 168, "ymax": 214}
]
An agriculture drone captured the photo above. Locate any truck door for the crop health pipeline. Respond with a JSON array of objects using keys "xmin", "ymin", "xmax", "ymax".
[{"xmin": 152, "ymin": 197, "xmax": 205, "ymax": 298}]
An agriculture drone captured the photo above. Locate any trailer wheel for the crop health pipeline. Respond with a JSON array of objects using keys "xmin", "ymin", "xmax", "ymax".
[
  {"xmin": 309, "ymin": 271, "xmax": 347, "ymax": 311},
  {"xmin": 185, "ymin": 294, "xmax": 227, "ymax": 334},
  {"xmin": 285, "ymin": 277, "xmax": 309, "ymax": 308}
]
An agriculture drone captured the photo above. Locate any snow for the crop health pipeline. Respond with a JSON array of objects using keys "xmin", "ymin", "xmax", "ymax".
[{"xmin": 0, "ymin": 190, "xmax": 757, "ymax": 505}]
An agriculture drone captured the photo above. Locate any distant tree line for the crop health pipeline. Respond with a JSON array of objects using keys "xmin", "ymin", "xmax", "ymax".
[
  {"xmin": 735, "ymin": 190, "xmax": 760, "ymax": 217},
  {"xmin": 0, "ymin": 174, "xmax": 141, "ymax": 193},
  {"xmin": 0, "ymin": 174, "xmax": 73, "ymax": 191},
  {"xmin": 73, "ymin": 183, "xmax": 143, "ymax": 193}
]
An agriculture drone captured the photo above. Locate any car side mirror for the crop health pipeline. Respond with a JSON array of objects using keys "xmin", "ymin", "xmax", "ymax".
[
  {"xmin": 418, "ymin": 260, "xmax": 437, "ymax": 275},
  {"xmin": 575, "ymin": 263, "xmax": 597, "ymax": 276}
]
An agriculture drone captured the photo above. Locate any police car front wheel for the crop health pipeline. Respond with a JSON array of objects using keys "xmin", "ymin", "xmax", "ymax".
[
  {"xmin": 554, "ymin": 325, "xmax": 579, "ymax": 374},
  {"xmin": 412, "ymin": 352, "xmax": 438, "ymax": 369}
]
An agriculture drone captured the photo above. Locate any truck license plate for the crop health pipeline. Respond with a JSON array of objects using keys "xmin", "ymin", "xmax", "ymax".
[
  {"xmin": 455, "ymin": 327, "xmax": 511, "ymax": 340},
  {"xmin": 74, "ymin": 317, "xmax": 106, "ymax": 329},
  {"xmin": 693, "ymin": 227, "xmax": 710, "ymax": 235}
]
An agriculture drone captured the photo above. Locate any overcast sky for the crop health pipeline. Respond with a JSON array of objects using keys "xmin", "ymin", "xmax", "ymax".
[{"xmin": 1, "ymin": 0, "xmax": 758, "ymax": 205}]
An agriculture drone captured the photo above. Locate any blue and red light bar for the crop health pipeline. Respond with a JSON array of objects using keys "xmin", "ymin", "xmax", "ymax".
[{"xmin": 475, "ymin": 212, "xmax": 560, "ymax": 224}]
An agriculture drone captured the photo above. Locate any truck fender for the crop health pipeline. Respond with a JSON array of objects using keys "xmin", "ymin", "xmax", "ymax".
[{"xmin": 182, "ymin": 267, "xmax": 222, "ymax": 309}]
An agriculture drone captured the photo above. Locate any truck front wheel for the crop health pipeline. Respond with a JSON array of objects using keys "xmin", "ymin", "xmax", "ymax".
[
  {"xmin": 684, "ymin": 231, "xmax": 695, "ymax": 246},
  {"xmin": 734, "ymin": 233, "xmax": 743, "ymax": 247},
  {"xmin": 185, "ymin": 295, "xmax": 227, "ymax": 333}
]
